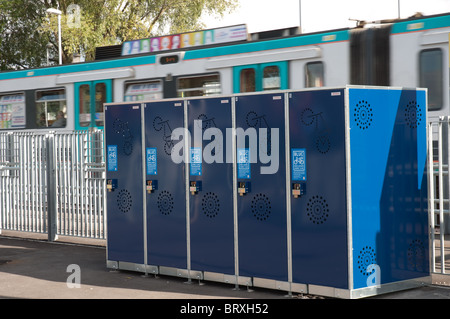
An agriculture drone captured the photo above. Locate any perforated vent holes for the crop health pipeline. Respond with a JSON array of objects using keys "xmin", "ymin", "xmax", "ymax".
[
  {"xmin": 354, "ymin": 100, "xmax": 373, "ymax": 130},
  {"xmin": 112, "ymin": 118, "xmax": 134, "ymax": 156},
  {"xmin": 157, "ymin": 191, "xmax": 174, "ymax": 216},
  {"xmin": 299, "ymin": 108, "xmax": 331, "ymax": 154},
  {"xmin": 315, "ymin": 135, "xmax": 331, "ymax": 154},
  {"xmin": 405, "ymin": 101, "xmax": 423, "ymax": 129},
  {"xmin": 357, "ymin": 246, "xmax": 377, "ymax": 276},
  {"xmin": 153, "ymin": 116, "xmax": 174, "ymax": 156},
  {"xmin": 117, "ymin": 189, "xmax": 132, "ymax": 213},
  {"xmin": 300, "ymin": 108, "xmax": 314, "ymax": 126},
  {"xmin": 306, "ymin": 195, "xmax": 329, "ymax": 224},
  {"xmin": 202, "ymin": 192, "xmax": 220, "ymax": 218},
  {"xmin": 251, "ymin": 193, "xmax": 271, "ymax": 221},
  {"xmin": 407, "ymin": 239, "xmax": 425, "ymax": 272}
]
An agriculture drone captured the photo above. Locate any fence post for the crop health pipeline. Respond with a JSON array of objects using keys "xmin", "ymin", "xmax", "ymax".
[{"xmin": 46, "ymin": 133, "xmax": 58, "ymax": 242}]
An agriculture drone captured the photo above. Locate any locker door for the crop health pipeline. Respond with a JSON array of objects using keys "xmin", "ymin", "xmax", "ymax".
[
  {"xmin": 105, "ymin": 103, "xmax": 144, "ymax": 265},
  {"xmin": 288, "ymin": 89, "xmax": 348, "ymax": 289},
  {"xmin": 187, "ymin": 97, "xmax": 235, "ymax": 275},
  {"xmin": 145, "ymin": 100, "xmax": 187, "ymax": 269},
  {"xmin": 235, "ymin": 92, "xmax": 288, "ymax": 282}
]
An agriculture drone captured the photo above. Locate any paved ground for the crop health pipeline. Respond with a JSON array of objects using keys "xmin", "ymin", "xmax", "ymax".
[{"xmin": 1, "ymin": 234, "xmax": 450, "ymax": 300}]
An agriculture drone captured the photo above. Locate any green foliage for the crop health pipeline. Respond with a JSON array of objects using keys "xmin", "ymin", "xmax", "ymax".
[
  {"xmin": 0, "ymin": 0, "xmax": 50, "ymax": 70},
  {"xmin": 0, "ymin": 0, "xmax": 238, "ymax": 69}
]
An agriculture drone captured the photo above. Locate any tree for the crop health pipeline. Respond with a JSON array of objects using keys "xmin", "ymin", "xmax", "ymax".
[
  {"xmin": 0, "ymin": 1, "xmax": 50, "ymax": 70},
  {"xmin": 0, "ymin": 0, "xmax": 238, "ymax": 70}
]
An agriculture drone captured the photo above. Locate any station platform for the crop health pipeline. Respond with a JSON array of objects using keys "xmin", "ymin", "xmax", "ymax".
[{"xmin": 1, "ymin": 234, "xmax": 450, "ymax": 300}]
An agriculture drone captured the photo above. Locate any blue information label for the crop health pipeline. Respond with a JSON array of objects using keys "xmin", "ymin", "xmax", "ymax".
[
  {"xmin": 107, "ymin": 145, "xmax": 118, "ymax": 172},
  {"xmin": 146, "ymin": 148, "xmax": 157, "ymax": 175},
  {"xmin": 292, "ymin": 148, "xmax": 307, "ymax": 181},
  {"xmin": 237, "ymin": 148, "xmax": 251, "ymax": 179},
  {"xmin": 190, "ymin": 147, "xmax": 202, "ymax": 176}
]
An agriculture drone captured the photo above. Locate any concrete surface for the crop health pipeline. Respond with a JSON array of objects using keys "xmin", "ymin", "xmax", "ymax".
[{"xmin": 1, "ymin": 234, "xmax": 450, "ymax": 299}]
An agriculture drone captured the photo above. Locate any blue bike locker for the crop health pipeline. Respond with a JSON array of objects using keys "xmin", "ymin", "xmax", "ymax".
[
  {"xmin": 187, "ymin": 97, "xmax": 235, "ymax": 280},
  {"xmin": 234, "ymin": 92, "xmax": 288, "ymax": 286},
  {"xmin": 288, "ymin": 89, "xmax": 348, "ymax": 290},
  {"xmin": 105, "ymin": 103, "xmax": 144, "ymax": 268},
  {"xmin": 103, "ymin": 86, "xmax": 429, "ymax": 298},
  {"xmin": 144, "ymin": 100, "xmax": 187, "ymax": 272},
  {"xmin": 286, "ymin": 87, "xmax": 429, "ymax": 298}
]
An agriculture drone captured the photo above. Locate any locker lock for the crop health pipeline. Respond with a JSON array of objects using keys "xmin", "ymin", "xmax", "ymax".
[
  {"xmin": 190, "ymin": 181, "xmax": 202, "ymax": 195},
  {"xmin": 292, "ymin": 183, "xmax": 306, "ymax": 198},
  {"xmin": 146, "ymin": 180, "xmax": 158, "ymax": 194},
  {"xmin": 106, "ymin": 179, "xmax": 118, "ymax": 192},
  {"xmin": 238, "ymin": 182, "xmax": 251, "ymax": 196}
]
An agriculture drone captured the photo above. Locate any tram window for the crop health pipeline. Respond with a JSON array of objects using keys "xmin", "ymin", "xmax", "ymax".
[
  {"xmin": 0, "ymin": 93, "xmax": 26, "ymax": 129},
  {"xmin": 306, "ymin": 62, "xmax": 324, "ymax": 88},
  {"xmin": 124, "ymin": 80, "xmax": 163, "ymax": 101},
  {"xmin": 36, "ymin": 89, "xmax": 66, "ymax": 128},
  {"xmin": 419, "ymin": 49, "xmax": 443, "ymax": 110},
  {"xmin": 95, "ymin": 83, "xmax": 106, "ymax": 127},
  {"xmin": 78, "ymin": 84, "xmax": 91, "ymax": 127},
  {"xmin": 240, "ymin": 69, "xmax": 256, "ymax": 92},
  {"xmin": 177, "ymin": 74, "xmax": 221, "ymax": 97},
  {"xmin": 263, "ymin": 66, "xmax": 281, "ymax": 90}
]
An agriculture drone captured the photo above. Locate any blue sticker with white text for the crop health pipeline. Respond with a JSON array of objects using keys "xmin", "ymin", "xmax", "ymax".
[{"xmin": 292, "ymin": 148, "xmax": 307, "ymax": 181}]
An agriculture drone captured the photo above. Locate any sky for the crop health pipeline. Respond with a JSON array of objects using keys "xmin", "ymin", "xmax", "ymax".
[{"xmin": 202, "ymin": 0, "xmax": 450, "ymax": 33}]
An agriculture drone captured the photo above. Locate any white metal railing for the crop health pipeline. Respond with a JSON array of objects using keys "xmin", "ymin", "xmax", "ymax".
[
  {"xmin": 0, "ymin": 130, "xmax": 106, "ymax": 240},
  {"xmin": 428, "ymin": 117, "xmax": 450, "ymax": 275}
]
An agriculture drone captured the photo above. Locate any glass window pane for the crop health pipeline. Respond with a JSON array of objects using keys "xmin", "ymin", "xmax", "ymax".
[
  {"xmin": 263, "ymin": 66, "xmax": 281, "ymax": 90},
  {"xmin": 240, "ymin": 69, "xmax": 256, "ymax": 93},
  {"xmin": 177, "ymin": 74, "xmax": 221, "ymax": 97},
  {"xmin": 0, "ymin": 93, "xmax": 26, "ymax": 129},
  {"xmin": 124, "ymin": 80, "xmax": 163, "ymax": 101},
  {"xmin": 78, "ymin": 84, "xmax": 90, "ymax": 127},
  {"xmin": 306, "ymin": 62, "xmax": 324, "ymax": 88},
  {"xmin": 95, "ymin": 83, "xmax": 106, "ymax": 127},
  {"xmin": 36, "ymin": 89, "xmax": 66, "ymax": 128},
  {"xmin": 420, "ymin": 49, "xmax": 443, "ymax": 111}
]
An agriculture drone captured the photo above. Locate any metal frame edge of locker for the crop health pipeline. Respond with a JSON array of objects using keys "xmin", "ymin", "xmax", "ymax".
[{"xmin": 103, "ymin": 85, "xmax": 430, "ymax": 299}]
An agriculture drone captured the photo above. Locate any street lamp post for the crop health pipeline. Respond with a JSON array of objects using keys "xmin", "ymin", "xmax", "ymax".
[{"xmin": 46, "ymin": 8, "xmax": 62, "ymax": 65}]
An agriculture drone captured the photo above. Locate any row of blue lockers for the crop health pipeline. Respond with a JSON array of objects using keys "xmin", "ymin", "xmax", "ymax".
[{"xmin": 104, "ymin": 86, "xmax": 429, "ymax": 298}]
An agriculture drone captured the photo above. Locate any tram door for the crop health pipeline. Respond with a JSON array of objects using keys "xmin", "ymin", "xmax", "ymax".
[
  {"xmin": 75, "ymin": 80, "xmax": 112, "ymax": 130},
  {"xmin": 233, "ymin": 62, "xmax": 288, "ymax": 93}
]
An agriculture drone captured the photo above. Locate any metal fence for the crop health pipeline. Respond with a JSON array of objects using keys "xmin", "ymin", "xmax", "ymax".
[
  {"xmin": 428, "ymin": 117, "xmax": 450, "ymax": 276},
  {"xmin": 0, "ymin": 130, "xmax": 106, "ymax": 240}
]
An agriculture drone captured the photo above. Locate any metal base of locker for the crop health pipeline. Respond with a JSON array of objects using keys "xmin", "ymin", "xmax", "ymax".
[
  {"xmin": 158, "ymin": 266, "xmax": 204, "ymax": 281},
  {"xmin": 289, "ymin": 282, "xmax": 308, "ymax": 294},
  {"xmin": 107, "ymin": 260, "xmax": 159, "ymax": 275},
  {"xmin": 252, "ymin": 278, "xmax": 290, "ymax": 292},
  {"xmin": 203, "ymin": 272, "xmax": 252, "ymax": 287},
  {"xmin": 307, "ymin": 276, "xmax": 431, "ymax": 299}
]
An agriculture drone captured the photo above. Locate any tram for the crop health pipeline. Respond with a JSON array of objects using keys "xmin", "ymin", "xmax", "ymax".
[{"xmin": 0, "ymin": 12, "xmax": 449, "ymax": 132}]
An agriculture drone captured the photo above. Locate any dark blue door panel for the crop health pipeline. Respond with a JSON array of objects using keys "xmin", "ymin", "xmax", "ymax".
[
  {"xmin": 288, "ymin": 89, "xmax": 348, "ymax": 289},
  {"xmin": 235, "ymin": 93, "xmax": 288, "ymax": 281},
  {"xmin": 105, "ymin": 103, "xmax": 144, "ymax": 264},
  {"xmin": 145, "ymin": 100, "xmax": 187, "ymax": 269},
  {"xmin": 188, "ymin": 97, "xmax": 235, "ymax": 275}
]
